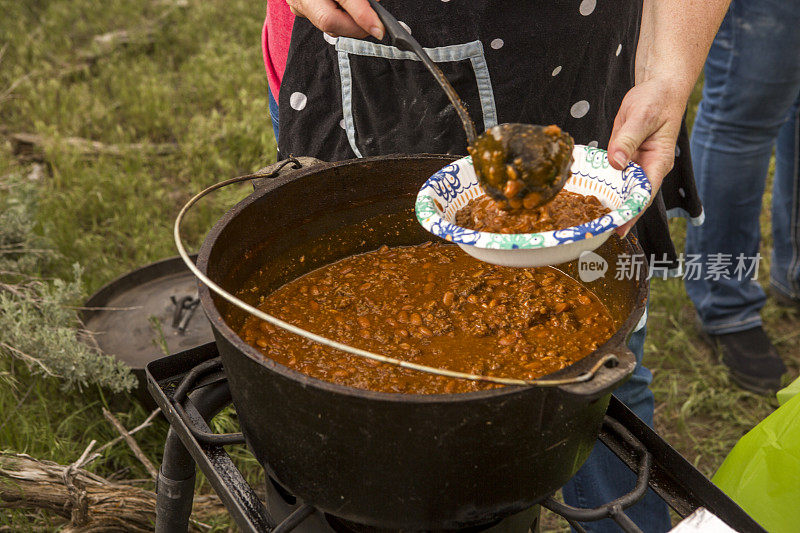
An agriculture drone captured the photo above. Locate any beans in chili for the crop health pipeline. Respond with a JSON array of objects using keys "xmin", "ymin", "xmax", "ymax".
[{"xmin": 237, "ymin": 243, "xmax": 615, "ymax": 394}]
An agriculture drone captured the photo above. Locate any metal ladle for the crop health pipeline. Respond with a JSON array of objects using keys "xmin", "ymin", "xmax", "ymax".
[{"xmin": 366, "ymin": 0, "xmax": 573, "ymax": 208}]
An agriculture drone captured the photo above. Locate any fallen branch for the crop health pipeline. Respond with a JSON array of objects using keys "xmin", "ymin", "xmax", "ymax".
[
  {"xmin": 0, "ymin": 452, "xmax": 223, "ymax": 532},
  {"xmin": 93, "ymin": 408, "xmax": 161, "ymax": 459},
  {"xmin": 5, "ymin": 132, "xmax": 178, "ymax": 161},
  {"xmin": 62, "ymin": 441, "xmax": 102, "ymax": 526},
  {"xmin": 101, "ymin": 409, "xmax": 159, "ymax": 481}
]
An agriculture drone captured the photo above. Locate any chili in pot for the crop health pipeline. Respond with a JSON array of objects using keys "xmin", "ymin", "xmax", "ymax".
[{"xmin": 238, "ymin": 243, "xmax": 615, "ymax": 394}]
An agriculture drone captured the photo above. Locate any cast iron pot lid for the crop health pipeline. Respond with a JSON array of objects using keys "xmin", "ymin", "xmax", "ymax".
[{"xmin": 81, "ymin": 255, "xmax": 214, "ymax": 371}]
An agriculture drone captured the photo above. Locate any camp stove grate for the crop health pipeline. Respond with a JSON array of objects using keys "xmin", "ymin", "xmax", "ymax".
[{"xmin": 146, "ymin": 343, "xmax": 765, "ymax": 533}]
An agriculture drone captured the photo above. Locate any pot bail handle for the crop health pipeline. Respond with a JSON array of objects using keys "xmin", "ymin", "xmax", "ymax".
[
  {"xmin": 176, "ymin": 174, "xmax": 632, "ymax": 389},
  {"xmin": 251, "ymin": 156, "xmax": 325, "ymax": 190}
]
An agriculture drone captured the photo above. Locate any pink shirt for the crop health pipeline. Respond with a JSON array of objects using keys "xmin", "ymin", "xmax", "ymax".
[{"xmin": 262, "ymin": 1, "xmax": 295, "ymax": 98}]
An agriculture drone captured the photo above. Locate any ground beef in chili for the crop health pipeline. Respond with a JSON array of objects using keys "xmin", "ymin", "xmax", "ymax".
[
  {"xmin": 455, "ymin": 191, "xmax": 610, "ymax": 234},
  {"xmin": 237, "ymin": 243, "xmax": 615, "ymax": 394}
]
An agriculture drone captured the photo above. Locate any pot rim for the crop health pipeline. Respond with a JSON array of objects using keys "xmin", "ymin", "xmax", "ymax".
[{"xmin": 196, "ymin": 154, "xmax": 647, "ymax": 404}]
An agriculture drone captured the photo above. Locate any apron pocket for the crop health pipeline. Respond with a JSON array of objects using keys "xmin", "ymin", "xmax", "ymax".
[{"xmin": 336, "ymin": 38, "xmax": 497, "ymax": 157}]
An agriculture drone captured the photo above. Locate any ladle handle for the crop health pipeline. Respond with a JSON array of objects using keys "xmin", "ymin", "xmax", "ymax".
[{"xmin": 366, "ymin": 0, "xmax": 478, "ymax": 144}]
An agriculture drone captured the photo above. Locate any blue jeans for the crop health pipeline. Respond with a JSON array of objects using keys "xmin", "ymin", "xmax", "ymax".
[
  {"xmin": 269, "ymin": 87, "xmax": 280, "ymax": 142},
  {"xmin": 685, "ymin": 0, "xmax": 800, "ymax": 334},
  {"xmin": 562, "ymin": 313, "xmax": 671, "ymax": 533},
  {"xmin": 267, "ymin": 87, "xmax": 666, "ymax": 531}
]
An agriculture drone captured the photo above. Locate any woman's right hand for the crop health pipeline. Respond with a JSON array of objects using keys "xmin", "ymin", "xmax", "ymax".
[{"xmin": 286, "ymin": 0, "xmax": 385, "ymax": 40}]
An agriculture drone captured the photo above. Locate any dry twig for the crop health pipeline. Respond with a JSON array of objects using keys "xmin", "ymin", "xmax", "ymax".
[
  {"xmin": 93, "ymin": 408, "xmax": 161, "ymax": 458},
  {"xmin": 101, "ymin": 408, "xmax": 159, "ymax": 480},
  {"xmin": 0, "ymin": 342, "xmax": 58, "ymax": 377}
]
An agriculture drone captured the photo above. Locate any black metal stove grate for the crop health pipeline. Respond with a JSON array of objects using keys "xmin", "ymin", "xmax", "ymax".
[{"xmin": 146, "ymin": 343, "xmax": 765, "ymax": 533}]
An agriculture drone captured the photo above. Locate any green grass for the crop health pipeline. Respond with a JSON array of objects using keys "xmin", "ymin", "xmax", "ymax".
[
  {"xmin": 1, "ymin": 1, "xmax": 799, "ymax": 530},
  {"xmin": 1, "ymin": 0, "xmax": 274, "ymax": 291}
]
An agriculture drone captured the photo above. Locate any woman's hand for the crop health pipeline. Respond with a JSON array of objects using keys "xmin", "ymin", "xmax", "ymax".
[
  {"xmin": 286, "ymin": 0, "xmax": 384, "ymax": 40},
  {"xmin": 607, "ymin": 78, "xmax": 686, "ymax": 237},
  {"xmin": 610, "ymin": 0, "xmax": 729, "ymax": 237}
]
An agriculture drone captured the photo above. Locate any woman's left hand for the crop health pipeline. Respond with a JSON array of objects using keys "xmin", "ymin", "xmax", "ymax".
[{"xmin": 607, "ymin": 77, "xmax": 687, "ymax": 237}]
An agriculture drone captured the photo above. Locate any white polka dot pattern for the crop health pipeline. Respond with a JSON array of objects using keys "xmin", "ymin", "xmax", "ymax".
[
  {"xmin": 339, "ymin": 118, "xmax": 345, "ymax": 129},
  {"xmin": 570, "ymin": 100, "xmax": 590, "ymax": 119},
  {"xmin": 579, "ymin": 0, "xmax": 596, "ymax": 16},
  {"xmin": 290, "ymin": 92, "xmax": 307, "ymax": 111},
  {"xmin": 551, "ymin": 65, "xmax": 562, "ymax": 76},
  {"xmin": 490, "ymin": 38, "xmax": 504, "ymax": 50},
  {"xmin": 587, "ymin": 140, "xmax": 599, "ymax": 148},
  {"xmin": 615, "ymin": 44, "xmax": 622, "ymax": 56}
]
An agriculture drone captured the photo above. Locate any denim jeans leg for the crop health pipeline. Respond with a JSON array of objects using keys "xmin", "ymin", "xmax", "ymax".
[
  {"xmin": 561, "ymin": 309, "xmax": 671, "ymax": 533},
  {"xmin": 770, "ymin": 93, "xmax": 800, "ymax": 299},
  {"xmin": 269, "ymin": 87, "xmax": 280, "ymax": 142},
  {"xmin": 685, "ymin": 0, "xmax": 800, "ymax": 334}
]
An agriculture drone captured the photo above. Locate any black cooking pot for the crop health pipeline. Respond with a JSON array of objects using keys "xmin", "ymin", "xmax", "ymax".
[{"xmin": 196, "ymin": 154, "xmax": 648, "ymax": 529}]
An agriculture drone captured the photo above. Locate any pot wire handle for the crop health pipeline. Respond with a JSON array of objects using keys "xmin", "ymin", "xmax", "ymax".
[{"xmin": 174, "ymin": 172, "xmax": 619, "ymax": 387}]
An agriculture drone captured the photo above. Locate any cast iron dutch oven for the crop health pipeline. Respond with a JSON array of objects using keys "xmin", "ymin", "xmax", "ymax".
[{"xmin": 195, "ymin": 154, "xmax": 647, "ymax": 529}]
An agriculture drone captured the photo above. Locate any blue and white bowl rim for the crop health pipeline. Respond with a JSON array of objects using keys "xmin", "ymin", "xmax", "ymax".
[{"xmin": 414, "ymin": 146, "xmax": 652, "ymax": 250}]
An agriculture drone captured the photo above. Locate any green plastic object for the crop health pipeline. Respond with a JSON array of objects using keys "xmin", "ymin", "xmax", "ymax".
[
  {"xmin": 712, "ymin": 376, "xmax": 800, "ymax": 533},
  {"xmin": 776, "ymin": 375, "xmax": 800, "ymax": 406}
]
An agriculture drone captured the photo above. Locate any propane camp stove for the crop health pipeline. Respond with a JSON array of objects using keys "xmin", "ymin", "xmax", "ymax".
[{"xmin": 147, "ymin": 344, "xmax": 764, "ymax": 533}]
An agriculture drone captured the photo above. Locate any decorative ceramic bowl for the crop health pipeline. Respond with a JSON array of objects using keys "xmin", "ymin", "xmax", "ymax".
[{"xmin": 415, "ymin": 145, "xmax": 651, "ymax": 267}]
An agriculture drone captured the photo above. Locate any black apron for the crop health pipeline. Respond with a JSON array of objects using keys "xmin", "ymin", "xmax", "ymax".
[{"xmin": 277, "ymin": 0, "xmax": 703, "ymax": 270}]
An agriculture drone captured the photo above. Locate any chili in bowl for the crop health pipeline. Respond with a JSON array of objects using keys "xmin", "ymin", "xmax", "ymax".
[{"xmin": 415, "ymin": 144, "xmax": 651, "ymax": 267}]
